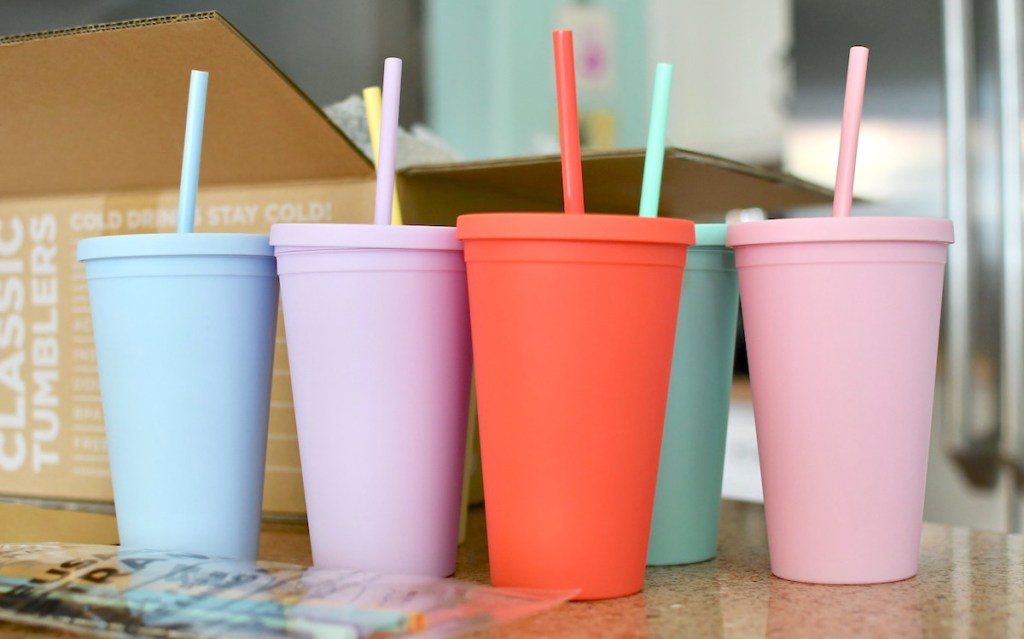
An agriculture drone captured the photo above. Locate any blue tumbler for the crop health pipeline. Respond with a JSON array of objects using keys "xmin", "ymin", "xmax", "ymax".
[{"xmin": 78, "ymin": 233, "xmax": 278, "ymax": 560}]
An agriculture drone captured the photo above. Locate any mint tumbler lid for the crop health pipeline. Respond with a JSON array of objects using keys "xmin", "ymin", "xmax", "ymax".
[
  {"xmin": 695, "ymin": 224, "xmax": 728, "ymax": 246},
  {"xmin": 77, "ymin": 233, "xmax": 272, "ymax": 261}
]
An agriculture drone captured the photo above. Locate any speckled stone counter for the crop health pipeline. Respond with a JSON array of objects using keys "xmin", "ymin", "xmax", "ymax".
[
  {"xmin": 1, "ymin": 501, "xmax": 1021, "ymax": 637},
  {"xmin": 454, "ymin": 501, "xmax": 1024, "ymax": 638}
]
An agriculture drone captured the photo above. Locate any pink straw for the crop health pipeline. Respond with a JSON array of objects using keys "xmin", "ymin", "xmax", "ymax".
[
  {"xmin": 553, "ymin": 30, "xmax": 585, "ymax": 214},
  {"xmin": 373, "ymin": 58, "xmax": 402, "ymax": 226},
  {"xmin": 832, "ymin": 46, "xmax": 869, "ymax": 218}
]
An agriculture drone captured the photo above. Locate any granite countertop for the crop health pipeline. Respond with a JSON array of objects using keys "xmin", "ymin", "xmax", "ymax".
[
  {"xmin": 1, "ymin": 500, "xmax": 1021, "ymax": 637},
  {"xmin": 453, "ymin": 501, "xmax": 1024, "ymax": 638}
]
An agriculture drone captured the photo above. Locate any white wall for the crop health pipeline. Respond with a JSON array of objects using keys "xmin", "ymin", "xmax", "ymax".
[{"xmin": 647, "ymin": 0, "xmax": 791, "ymax": 163}]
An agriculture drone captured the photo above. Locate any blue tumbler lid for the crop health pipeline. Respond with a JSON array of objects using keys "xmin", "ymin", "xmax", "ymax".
[{"xmin": 77, "ymin": 233, "xmax": 273, "ymax": 261}]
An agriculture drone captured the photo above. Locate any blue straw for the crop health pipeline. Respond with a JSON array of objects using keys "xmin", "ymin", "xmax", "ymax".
[
  {"xmin": 638, "ymin": 63, "xmax": 674, "ymax": 218},
  {"xmin": 177, "ymin": 70, "xmax": 209, "ymax": 233}
]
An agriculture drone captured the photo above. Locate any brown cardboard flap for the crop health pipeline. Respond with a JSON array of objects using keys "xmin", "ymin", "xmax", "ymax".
[
  {"xmin": 397, "ymin": 148, "xmax": 834, "ymax": 224},
  {"xmin": 0, "ymin": 12, "xmax": 373, "ymax": 198},
  {"xmin": 0, "ymin": 502, "xmax": 117, "ymax": 545},
  {"xmin": 1, "ymin": 11, "xmax": 832, "ymax": 223}
]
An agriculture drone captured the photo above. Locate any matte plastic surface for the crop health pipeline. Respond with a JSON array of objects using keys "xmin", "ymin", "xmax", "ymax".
[
  {"xmin": 638, "ymin": 63, "xmax": 674, "ymax": 219},
  {"xmin": 456, "ymin": 212, "xmax": 695, "ymax": 245},
  {"xmin": 553, "ymin": 30, "xmax": 585, "ymax": 214},
  {"xmin": 647, "ymin": 241, "xmax": 739, "ymax": 565},
  {"xmin": 363, "ymin": 84, "xmax": 404, "ymax": 225},
  {"xmin": 726, "ymin": 217, "xmax": 953, "ymax": 584},
  {"xmin": 457, "ymin": 212, "xmax": 694, "ymax": 599},
  {"xmin": 176, "ymin": 69, "xmax": 209, "ymax": 233},
  {"xmin": 832, "ymin": 46, "xmax": 869, "ymax": 218},
  {"xmin": 694, "ymin": 223, "xmax": 728, "ymax": 246},
  {"xmin": 78, "ymin": 233, "xmax": 278, "ymax": 560},
  {"xmin": 77, "ymin": 232, "xmax": 275, "ymax": 259},
  {"xmin": 727, "ymin": 216, "xmax": 953, "ymax": 246},
  {"xmin": 271, "ymin": 223, "xmax": 472, "ymax": 578},
  {"xmin": 373, "ymin": 57, "xmax": 402, "ymax": 226},
  {"xmin": 269, "ymin": 223, "xmax": 460, "ymax": 251}
]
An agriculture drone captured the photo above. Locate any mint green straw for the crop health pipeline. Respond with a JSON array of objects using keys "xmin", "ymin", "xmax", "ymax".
[{"xmin": 638, "ymin": 63, "xmax": 674, "ymax": 218}]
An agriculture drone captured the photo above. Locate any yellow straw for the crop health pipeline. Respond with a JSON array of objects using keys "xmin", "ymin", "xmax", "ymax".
[{"xmin": 363, "ymin": 86, "xmax": 404, "ymax": 225}]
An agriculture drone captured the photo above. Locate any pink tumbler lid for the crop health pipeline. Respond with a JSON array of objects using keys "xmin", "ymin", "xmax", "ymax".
[{"xmin": 726, "ymin": 216, "xmax": 953, "ymax": 247}]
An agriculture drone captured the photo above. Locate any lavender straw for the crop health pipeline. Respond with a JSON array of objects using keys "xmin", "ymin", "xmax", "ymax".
[{"xmin": 373, "ymin": 58, "xmax": 402, "ymax": 226}]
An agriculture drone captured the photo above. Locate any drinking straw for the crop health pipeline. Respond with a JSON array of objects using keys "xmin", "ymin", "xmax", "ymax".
[
  {"xmin": 553, "ymin": 30, "xmax": 585, "ymax": 214},
  {"xmin": 176, "ymin": 70, "xmax": 209, "ymax": 234},
  {"xmin": 832, "ymin": 46, "xmax": 869, "ymax": 218},
  {"xmin": 363, "ymin": 86, "xmax": 404, "ymax": 225},
  {"xmin": 373, "ymin": 58, "xmax": 402, "ymax": 226},
  {"xmin": 638, "ymin": 63, "xmax": 674, "ymax": 218}
]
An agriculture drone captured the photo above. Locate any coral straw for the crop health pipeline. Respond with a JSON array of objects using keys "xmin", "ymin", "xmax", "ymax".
[
  {"xmin": 373, "ymin": 58, "xmax": 402, "ymax": 226},
  {"xmin": 832, "ymin": 46, "xmax": 869, "ymax": 218},
  {"xmin": 553, "ymin": 30, "xmax": 585, "ymax": 214},
  {"xmin": 363, "ymin": 86, "xmax": 404, "ymax": 225},
  {"xmin": 176, "ymin": 70, "xmax": 208, "ymax": 233}
]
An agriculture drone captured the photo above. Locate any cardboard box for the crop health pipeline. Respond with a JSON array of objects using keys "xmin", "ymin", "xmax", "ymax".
[{"xmin": 0, "ymin": 12, "xmax": 831, "ymax": 515}]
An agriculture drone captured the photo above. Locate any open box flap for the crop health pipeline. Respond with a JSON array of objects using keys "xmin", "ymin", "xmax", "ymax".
[
  {"xmin": 0, "ymin": 12, "xmax": 374, "ymax": 198},
  {"xmin": 398, "ymin": 148, "xmax": 834, "ymax": 224},
  {"xmin": 0, "ymin": 11, "xmax": 833, "ymax": 223}
]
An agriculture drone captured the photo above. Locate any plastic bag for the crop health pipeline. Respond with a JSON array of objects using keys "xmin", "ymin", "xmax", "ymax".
[{"xmin": 0, "ymin": 544, "xmax": 571, "ymax": 638}]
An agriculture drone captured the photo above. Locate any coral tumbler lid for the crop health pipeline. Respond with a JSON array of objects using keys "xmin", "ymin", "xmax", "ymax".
[{"xmin": 456, "ymin": 213, "xmax": 695, "ymax": 246}]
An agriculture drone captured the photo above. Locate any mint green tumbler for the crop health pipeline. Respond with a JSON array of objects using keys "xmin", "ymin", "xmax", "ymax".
[{"xmin": 647, "ymin": 224, "xmax": 739, "ymax": 565}]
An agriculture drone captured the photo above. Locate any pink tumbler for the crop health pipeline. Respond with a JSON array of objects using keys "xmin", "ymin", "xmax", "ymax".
[{"xmin": 727, "ymin": 216, "xmax": 953, "ymax": 584}]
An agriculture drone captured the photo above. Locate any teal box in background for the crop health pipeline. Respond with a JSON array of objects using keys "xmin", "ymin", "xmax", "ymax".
[{"xmin": 425, "ymin": 0, "xmax": 649, "ymax": 160}]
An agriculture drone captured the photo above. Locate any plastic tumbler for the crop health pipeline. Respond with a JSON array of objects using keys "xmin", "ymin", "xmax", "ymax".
[
  {"xmin": 647, "ymin": 224, "xmax": 739, "ymax": 566},
  {"xmin": 456, "ymin": 212, "xmax": 695, "ymax": 600},
  {"xmin": 78, "ymin": 234, "xmax": 278, "ymax": 561},
  {"xmin": 726, "ymin": 216, "xmax": 954, "ymax": 584},
  {"xmin": 270, "ymin": 223, "xmax": 471, "ymax": 578}
]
